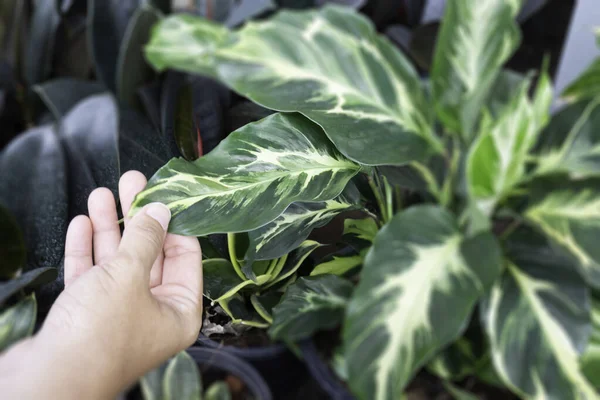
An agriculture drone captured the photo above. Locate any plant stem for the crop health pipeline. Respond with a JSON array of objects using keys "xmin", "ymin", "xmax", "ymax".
[
  {"xmin": 368, "ymin": 174, "xmax": 389, "ymax": 224},
  {"xmin": 227, "ymin": 233, "xmax": 247, "ymax": 280}
]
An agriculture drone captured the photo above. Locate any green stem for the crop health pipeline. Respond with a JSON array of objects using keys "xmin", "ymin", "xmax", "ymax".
[
  {"xmin": 383, "ymin": 175, "xmax": 394, "ymax": 221},
  {"xmin": 368, "ymin": 174, "xmax": 389, "ymax": 224},
  {"xmin": 227, "ymin": 233, "xmax": 247, "ymax": 280}
]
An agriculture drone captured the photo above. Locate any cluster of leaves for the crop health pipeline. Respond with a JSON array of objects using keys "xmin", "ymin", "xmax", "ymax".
[
  {"xmin": 141, "ymin": 350, "xmax": 231, "ymax": 400},
  {"xmin": 136, "ymin": 1, "xmax": 600, "ymax": 399}
]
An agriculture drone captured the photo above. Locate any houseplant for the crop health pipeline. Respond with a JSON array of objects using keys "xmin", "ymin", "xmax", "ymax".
[{"xmin": 136, "ymin": 0, "xmax": 600, "ymax": 398}]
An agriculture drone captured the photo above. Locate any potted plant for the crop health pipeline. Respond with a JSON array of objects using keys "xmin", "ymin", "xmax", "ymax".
[{"xmin": 133, "ymin": 0, "xmax": 600, "ymax": 398}]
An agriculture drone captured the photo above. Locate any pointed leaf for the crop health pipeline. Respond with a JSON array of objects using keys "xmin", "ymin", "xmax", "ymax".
[
  {"xmin": 0, "ymin": 126, "xmax": 68, "ymax": 272},
  {"xmin": 481, "ymin": 228, "xmax": 595, "ymax": 399},
  {"xmin": 163, "ymin": 351, "xmax": 202, "ymax": 400},
  {"xmin": 116, "ymin": 4, "xmax": 161, "ymax": 110},
  {"xmin": 0, "ymin": 205, "xmax": 25, "ymax": 279},
  {"xmin": 205, "ymin": 381, "xmax": 231, "ymax": 400},
  {"xmin": 534, "ymin": 98, "xmax": 600, "ymax": 179},
  {"xmin": 246, "ymin": 194, "xmax": 359, "ymax": 262},
  {"xmin": 145, "ymin": 6, "xmax": 442, "ymax": 165},
  {"xmin": 343, "ymin": 205, "xmax": 502, "ymax": 400},
  {"xmin": 562, "ymin": 32, "xmax": 600, "ymax": 103},
  {"xmin": 33, "ymin": 78, "xmax": 105, "ymax": 121},
  {"xmin": 269, "ymin": 275, "xmax": 352, "ymax": 342},
  {"xmin": 431, "ymin": 0, "xmax": 521, "ymax": 139},
  {"xmin": 466, "ymin": 73, "xmax": 552, "ymax": 214},
  {"xmin": 130, "ymin": 113, "xmax": 360, "ymax": 235},
  {"xmin": 310, "ymin": 254, "xmax": 363, "ymax": 277},
  {"xmin": 0, "ymin": 294, "xmax": 36, "ymax": 352},
  {"xmin": 0, "ymin": 268, "xmax": 57, "ymax": 306},
  {"xmin": 525, "ymin": 178, "xmax": 600, "ymax": 288}
]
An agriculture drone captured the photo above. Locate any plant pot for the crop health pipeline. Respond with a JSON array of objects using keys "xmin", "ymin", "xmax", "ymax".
[
  {"xmin": 196, "ymin": 333, "xmax": 310, "ymax": 398},
  {"xmin": 126, "ymin": 346, "xmax": 272, "ymax": 400},
  {"xmin": 299, "ymin": 339, "xmax": 355, "ymax": 400}
]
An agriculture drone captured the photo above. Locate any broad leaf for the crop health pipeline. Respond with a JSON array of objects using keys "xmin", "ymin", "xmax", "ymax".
[
  {"xmin": 562, "ymin": 32, "xmax": 600, "ymax": 103},
  {"xmin": 525, "ymin": 178, "xmax": 600, "ymax": 288},
  {"xmin": 310, "ymin": 253, "xmax": 363, "ymax": 276},
  {"xmin": 33, "ymin": 78, "xmax": 105, "ymax": 121},
  {"xmin": 24, "ymin": 0, "xmax": 60, "ymax": 85},
  {"xmin": 269, "ymin": 275, "xmax": 352, "ymax": 341},
  {"xmin": 343, "ymin": 217, "xmax": 378, "ymax": 243},
  {"xmin": 130, "ymin": 113, "xmax": 360, "ymax": 235},
  {"xmin": 0, "ymin": 295, "xmax": 36, "ymax": 352},
  {"xmin": 146, "ymin": 6, "xmax": 443, "ymax": 165},
  {"xmin": 481, "ymin": 228, "xmax": 595, "ymax": 398},
  {"xmin": 466, "ymin": 73, "xmax": 552, "ymax": 214},
  {"xmin": 431, "ymin": 0, "xmax": 521, "ymax": 140},
  {"xmin": 245, "ymin": 194, "xmax": 359, "ymax": 262},
  {"xmin": 116, "ymin": 4, "xmax": 161, "ymax": 110},
  {"xmin": 0, "ymin": 268, "xmax": 57, "ymax": 305},
  {"xmin": 60, "ymin": 94, "xmax": 120, "ymax": 216},
  {"xmin": 0, "ymin": 126, "xmax": 68, "ymax": 272},
  {"xmin": 343, "ymin": 205, "xmax": 502, "ymax": 400},
  {"xmin": 163, "ymin": 351, "xmax": 202, "ymax": 400},
  {"xmin": 205, "ymin": 381, "xmax": 231, "ymax": 400},
  {"xmin": 534, "ymin": 98, "xmax": 600, "ymax": 179},
  {"xmin": 0, "ymin": 205, "xmax": 25, "ymax": 279}
]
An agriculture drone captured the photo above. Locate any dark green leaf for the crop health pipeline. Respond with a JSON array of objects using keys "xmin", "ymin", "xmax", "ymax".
[
  {"xmin": 33, "ymin": 78, "xmax": 105, "ymax": 121},
  {"xmin": 0, "ymin": 294, "xmax": 36, "ymax": 352},
  {"xmin": 145, "ymin": 6, "xmax": 443, "ymax": 166},
  {"xmin": 0, "ymin": 268, "xmax": 57, "ymax": 306},
  {"xmin": 131, "ymin": 113, "xmax": 360, "ymax": 236},
  {"xmin": 0, "ymin": 205, "xmax": 25, "ymax": 279},
  {"xmin": 0, "ymin": 126, "xmax": 68, "ymax": 272},
  {"xmin": 343, "ymin": 205, "xmax": 503, "ymax": 400},
  {"xmin": 269, "ymin": 275, "xmax": 352, "ymax": 342},
  {"xmin": 116, "ymin": 4, "xmax": 161, "ymax": 110},
  {"xmin": 163, "ymin": 351, "xmax": 202, "ymax": 400}
]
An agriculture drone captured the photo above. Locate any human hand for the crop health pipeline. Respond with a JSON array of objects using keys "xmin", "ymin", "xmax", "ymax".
[{"xmin": 0, "ymin": 171, "xmax": 202, "ymax": 400}]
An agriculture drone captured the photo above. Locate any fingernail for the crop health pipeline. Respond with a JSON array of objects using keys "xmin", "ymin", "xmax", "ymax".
[{"xmin": 145, "ymin": 203, "xmax": 171, "ymax": 230}]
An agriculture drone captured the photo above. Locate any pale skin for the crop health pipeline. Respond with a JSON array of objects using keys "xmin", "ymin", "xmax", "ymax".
[{"xmin": 0, "ymin": 171, "xmax": 203, "ymax": 400}]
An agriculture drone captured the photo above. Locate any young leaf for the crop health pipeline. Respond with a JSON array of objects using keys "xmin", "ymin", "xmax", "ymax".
[
  {"xmin": 163, "ymin": 351, "xmax": 202, "ymax": 400},
  {"xmin": 204, "ymin": 381, "xmax": 231, "ymax": 400},
  {"xmin": 481, "ymin": 228, "xmax": 595, "ymax": 399},
  {"xmin": 0, "ymin": 268, "xmax": 57, "ymax": 306},
  {"xmin": 310, "ymin": 254, "xmax": 363, "ymax": 276},
  {"xmin": 534, "ymin": 98, "xmax": 600, "ymax": 179},
  {"xmin": 431, "ymin": 0, "xmax": 521, "ymax": 140},
  {"xmin": 245, "ymin": 194, "xmax": 359, "ymax": 262},
  {"xmin": 343, "ymin": 217, "xmax": 378, "ymax": 243},
  {"xmin": 0, "ymin": 205, "xmax": 25, "ymax": 279},
  {"xmin": 130, "ymin": 113, "xmax": 360, "ymax": 236},
  {"xmin": 562, "ymin": 32, "xmax": 600, "ymax": 103},
  {"xmin": 146, "ymin": 6, "xmax": 442, "ymax": 166},
  {"xmin": 116, "ymin": 4, "xmax": 161, "ymax": 110},
  {"xmin": 269, "ymin": 275, "xmax": 353, "ymax": 342},
  {"xmin": 0, "ymin": 295, "xmax": 36, "ymax": 352},
  {"xmin": 525, "ymin": 178, "xmax": 600, "ymax": 288},
  {"xmin": 466, "ymin": 73, "xmax": 552, "ymax": 214},
  {"xmin": 343, "ymin": 205, "xmax": 502, "ymax": 400}
]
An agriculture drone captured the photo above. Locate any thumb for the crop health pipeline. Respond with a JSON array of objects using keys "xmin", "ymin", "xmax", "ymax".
[{"xmin": 116, "ymin": 203, "xmax": 171, "ymax": 275}]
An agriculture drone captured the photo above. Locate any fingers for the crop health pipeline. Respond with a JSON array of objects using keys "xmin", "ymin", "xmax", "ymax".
[
  {"xmin": 118, "ymin": 170, "xmax": 147, "ymax": 225},
  {"xmin": 161, "ymin": 234, "xmax": 203, "ymax": 298},
  {"xmin": 88, "ymin": 188, "xmax": 121, "ymax": 265},
  {"xmin": 64, "ymin": 215, "xmax": 93, "ymax": 286},
  {"xmin": 118, "ymin": 171, "xmax": 164, "ymax": 287},
  {"xmin": 115, "ymin": 203, "xmax": 171, "ymax": 278}
]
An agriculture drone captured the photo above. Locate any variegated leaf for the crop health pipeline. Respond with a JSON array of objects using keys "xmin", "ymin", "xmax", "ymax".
[
  {"xmin": 534, "ymin": 98, "xmax": 600, "ymax": 179},
  {"xmin": 146, "ymin": 5, "xmax": 443, "ymax": 165},
  {"xmin": 431, "ymin": 0, "xmax": 522, "ymax": 140},
  {"xmin": 163, "ymin": 351, "xmax": 202, "ymax": 400},
  {"xmin": 481, "ymin": 228, "xmax": 596, "ymax": 399},
  {"xmin": 343, "ymin": 205, "xmax": 502, "ymax": 400},
  {"xmin": 269, "ymin": 275, "xmax": 353, "ymax": 342},
  {"xmin": 466, "ymin": 73, "xmax": 552, "ymax": 215},
  {"xmin": 0, "ymin": 294, "xmax": 36, "ymax": 352},
  {"xmin": 130, "ymin": 113, "xmax": 360, "ymax": 235},
  {"xmin": 525, "ymin": 178, "xmax": 600, "ymax": 288},
  {"xmin": 310, "ymin": 253, "xmax": 363, "ymax": 276},
  {"xmin": 245, "ymin": 193, "xmax": 359, "ymax": 262},
  {"xmin": 562, "ymin": 31, "xmax": 600, "ymax": 103}
]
